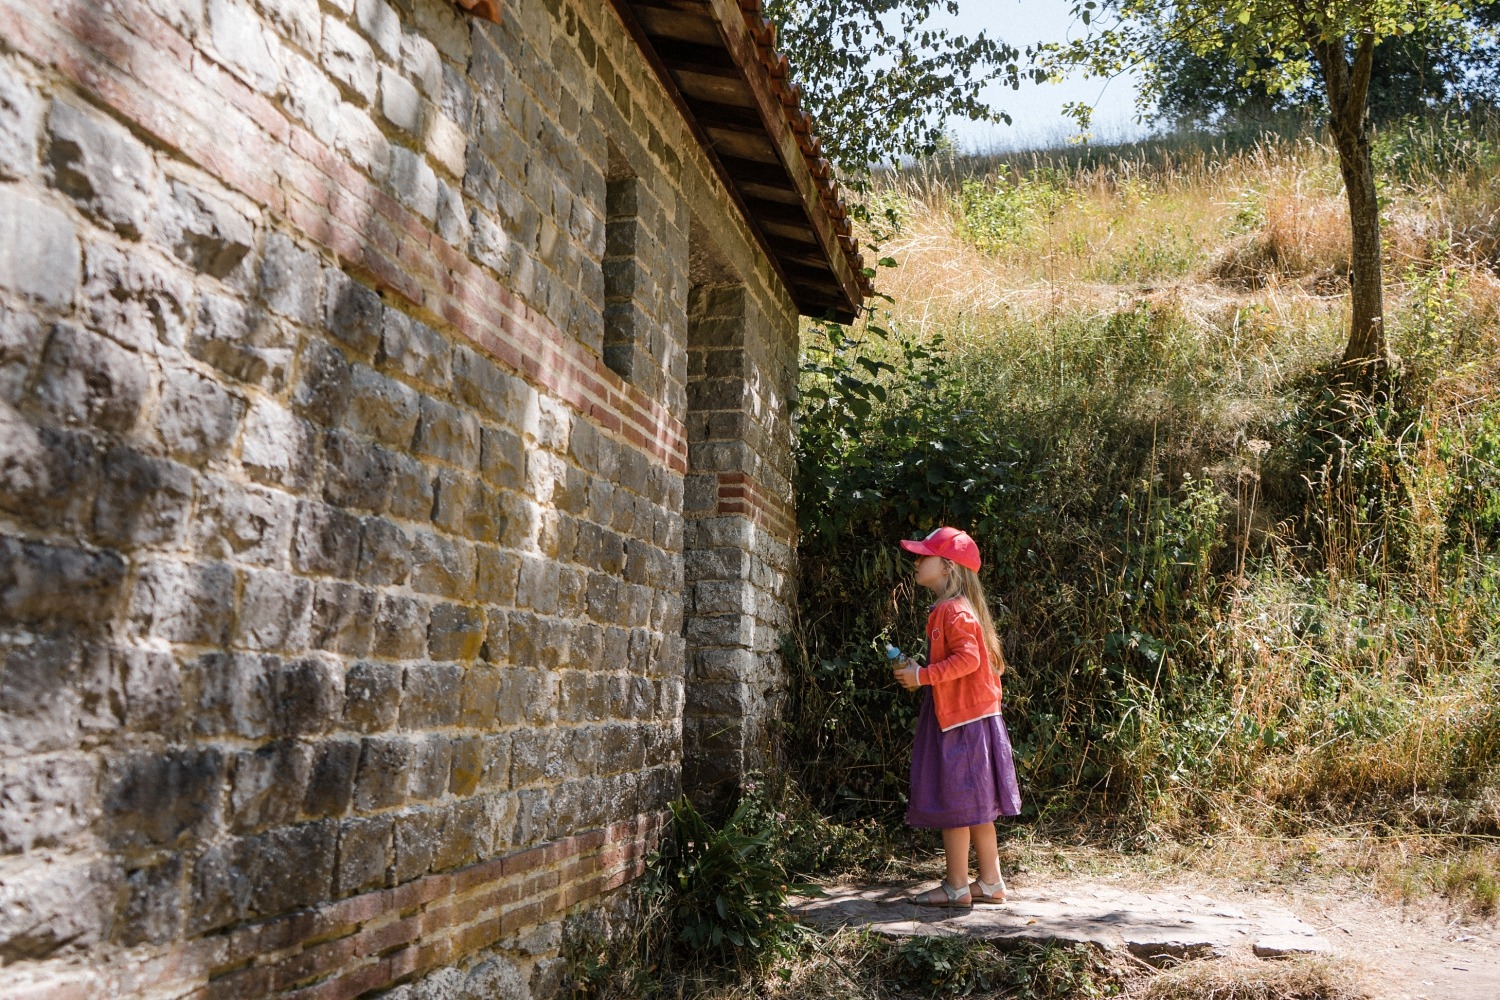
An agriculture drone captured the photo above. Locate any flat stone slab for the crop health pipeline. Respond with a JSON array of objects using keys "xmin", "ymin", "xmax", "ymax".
[{"xmin": 788, "ymin": 880, "xmax": 1332, "ymax": 965}]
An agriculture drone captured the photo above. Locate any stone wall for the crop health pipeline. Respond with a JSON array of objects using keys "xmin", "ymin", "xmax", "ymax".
[{"xmin": 0, "ymin": 0, "xmax": 801, "ymax": 996}]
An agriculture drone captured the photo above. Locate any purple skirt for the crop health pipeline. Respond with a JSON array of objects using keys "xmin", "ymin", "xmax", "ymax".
[{"xmin": 906, "ymin": 686, "xmax": 1023, "ymax": 829}]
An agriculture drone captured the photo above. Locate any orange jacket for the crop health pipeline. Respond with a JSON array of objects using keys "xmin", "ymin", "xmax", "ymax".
[{"xmin": 916, "ymin": 597, "xmax": 1003, "ymax": 731}]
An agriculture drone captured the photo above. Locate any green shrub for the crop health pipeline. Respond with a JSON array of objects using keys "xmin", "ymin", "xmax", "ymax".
[{"xmin": 640, "ymin": 795, "xmax": 803, "ymax": 969}]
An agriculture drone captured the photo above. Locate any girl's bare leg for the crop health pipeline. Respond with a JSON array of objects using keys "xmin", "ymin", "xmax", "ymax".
[
  {"xmin": 969, "ymin": 822, "xmax": 1000, "ymax": 882},
  {"xmin": 914, "ymin": 827, "xmax": 974, "ymax": 904},
  {"xmin": 942, "ymin": 826, "xmax": 971, "ymax": 889}
]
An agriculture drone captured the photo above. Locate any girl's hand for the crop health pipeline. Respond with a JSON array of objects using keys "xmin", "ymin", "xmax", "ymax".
[{"xmin": 893, "ymin": 658, "xmax": 921, "ymax": 691}]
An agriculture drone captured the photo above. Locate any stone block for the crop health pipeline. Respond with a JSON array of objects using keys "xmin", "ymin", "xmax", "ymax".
[
  {"xmin": 480, "ymin": 425, "xmax": 525, "ymax": 489},
  {"xmin": 355, "ymin": 0, "xmax": 401, "ymax": 59},
  {"xmin": 321, "ymin": 15, "xmax": 377, "ymax": 103},
  {"xmin": 409, "ymin": 530, "xmax": 475, "ymax": 598},
  {"xmin": 282, "ymin": 46, "xmax": 341, "ymax": 145},
  {"xmin": 386, "ymin": 450, "xmax": 435, "ymax": 520},
  {"xmin": 354, "ymin": 736, "xmax": 413, "ymax": 811},
  {"xmin": 45, "ymin": 96, "xmax": 157, "ymax": 239},
  {"xmin": 510, "ymin": 728, "xmax": 566, "ymax": 786},
  {"xmin": 256, "ymin": 0, "xmax": 320, "ymax": 51},
  {"xmin": 516, "ymin": 555, "xmax": 561, "ymax": 614},
  {"xmin": 428, "ymin": 602, "xmax": 485, "ymax": 661},
  {"xmin": 274, "ymin": 656, "xmax": 343, "ymax": 735},
  {"xmin": 465, "ymin": 483, "xmax": 510, "ymax": 545},
  {"xmin": 406, "ymin": 734, "xmax": 452, "ymax": 801},
  {"xmin": 109, "ymin": 645, "xmax": 182, "ymax": 732},
  {"xmin": 372, "ymin": 594, "xmax": 428, "ymax": 659},
  {"xmin": 345, "ymin": 363, "xmax": 418, "ymax": 445},
  {"xmin": 323, "ymin": 430, "xmax": 395, "ymax": 512},
  {"xmin": 431, "ymin": 798, "xmax": 482, "ymax": 871},
  {"xmin": 192, "ymin": 478, "xmax": 296, "ymax": 567},
  {"xmin": 191, "ymin": 292, "xmax": 293, "ymax": 389},
  {"xmin": 342, "ymin": 661, "xmax": 402, "ymax": 733},
  {"xmin": 436, "ymin": 181, "xmax": 469, "ymax": 246},
  {"xmin": 357, "ymin": 516, "xmax": 411, "ymax": 586},
  {"xmin": 303, "ymin": 738, "xmax": 360, "ymax": 818},
  {"xmin": 0, "ymin": 857, "xmax": 114, "ymax": 962},
  {"xmin": 324, "ymin": 268, "xmax": 383, "ymax": 360},
  {"xmin": 127, "ymin": 558, "xmax": 234, "ymax": 644},
  {"xmin": 400, "ymin": 662, "xmax": 463, "ymax": 728},
  {"xmin": 192, "ymin": 651, "xmax": 275, "ymax": 738},
  {"xmin": 428, "ymin": 467, "xmax": 471, "ymax": 536},
  {"xmin": 246, "ymin": 819, "xmax": 336, "ymax": 916},
  {"xmin": 0, "ymin": 182, "xmax": 76, "ymax": 308},
  {"xmin": 0, "ymin": 304, "xmax": 40, "ymax": 403},
  {"xmin": 388, "ymin": 144, "xmax": 438, "ymax": 221},
  {"xmin": 293, "ymin": 500, "xmax": 362, "ymax": 577},
  {"xmin": 400, "ymin": 32, "xmax": 443, "ymax": 99},
  {"xmin": 333, "ymin": 100, "xmax": 391, "ymax": 178},
  {"xmin": 392, "ymin": 807, "xmax": 443, "ymax": 882},
  {"xmin": 91, "ymin": 447, "xmax": 194, "ymax": 550},
  {"xmin": 241, "ymin": 396, "xmax": 320, "ymax": 490},
  {"xmin": 160, "ymin": 179, "xmax": 256, "ymax": 277},
  {"xmin": 379, "ymin": 309, "xmax": 451, "ymax": 390},
  {"xmin": 155, "ymin": 364, "xmax": 246, "ymax": 464},
  {"xmin": 0, "ymin": 419, "xmax": 95, "ymax": 536},
  {"xmin": 188, "ymin": 837, "xmax": 253, "ymax": 934},
  {"xmin": 310, "ymin": 579, "xmax": 376, "ymax": 655},
  {"xmin": 481, "ymin": 611, "xmax": 510, "ymax": 666},
  {"xmin": 102, "ymin": 746, "xmax": 225, "ymax": 850},
  {"xmin": 34, "ymin": 323, "xmax": 146, "ymax": 433},
  {"xmin": 292, "ymin": 338, "xmax": 353, "ymax": 426},
  {"xmin": 116, "ymin": 856, "xmax": 184, "ymax": 947},
  {"xmin": 0, "ymin": 753, "xmax": 95, "ymax": 852},
  {"xmin": 234, "ymin": 568, "xmax": 313, "ymax": 652},
  {"xmin": 259, "ymin": 231, "xmax": 322, "ymax": 326},
  {"xmin": 475, "ymin": 545, "xmax": 519, "ymax": 607},
  {"xmin": 227, "ymin": 739, "xmax": 312, "ymax": 833},
  {"xmin": 447, "ymin": 736, "xmax": 483, "ymax": 796},
  {"xmin": 80, "ymin": 239, "xmax": 194, "ymax": 351},
  {"xmin": 207, "ymin": 0, "xmax": 285, "ymax": 96},
  {"xmin": 0, "ymin": 62, "xmax": 42, "ymax": 179},
  {"xmin": 414, "ymin": 395, "xmax": 480, "ymax": 469},
  {"xmin": 335, "ymin": 814, "xmax": 393, "ymax": 896},
  {"xmin": 458, "ymin": 665, "xmax": 499, "ymax": 726}
]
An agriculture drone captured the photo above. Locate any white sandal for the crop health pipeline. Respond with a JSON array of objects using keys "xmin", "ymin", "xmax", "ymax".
[
  {"xmin": 969, "ymin": 874, "xmax": 1007, "ymax": 904},
  {"xmin": 908, "ymin": 879, "xmax": 973, "ymax": 908}
]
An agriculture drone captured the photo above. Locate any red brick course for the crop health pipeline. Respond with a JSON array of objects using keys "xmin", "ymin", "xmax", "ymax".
[
  {"xmin": 6, "ymin": 812, "xmax": 666, "ymax": 1000},
  {"xmin": 716, "ymin": 471, "xmax": 797, "ymax": 540}
]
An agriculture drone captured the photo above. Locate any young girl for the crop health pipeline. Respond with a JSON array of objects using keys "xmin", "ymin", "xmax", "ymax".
[{"xmin": 891, "ymin": 525, "xmax": 1022, "ymax": 907}]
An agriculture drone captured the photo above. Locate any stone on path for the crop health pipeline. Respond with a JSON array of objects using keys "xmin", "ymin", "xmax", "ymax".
[{"xmin": 788, "ymin": 879, "xmax": 1332, "ymax": 967}]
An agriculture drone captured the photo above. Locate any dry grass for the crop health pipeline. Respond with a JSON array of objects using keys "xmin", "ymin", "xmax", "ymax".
[{"xmin": 1131, "ymin": 955, "xmax": 1372, "ymax": 1000}]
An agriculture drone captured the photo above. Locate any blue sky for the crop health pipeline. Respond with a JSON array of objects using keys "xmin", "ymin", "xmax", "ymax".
[{"xmin": 928, "ymin": 0, "xmax": 1153, "ymax": 150}]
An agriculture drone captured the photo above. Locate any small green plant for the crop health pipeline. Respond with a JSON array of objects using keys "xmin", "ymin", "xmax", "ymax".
[
  {"xmin": 640, "ymin": 794, "xmax": 804, "ymax": 969},
  {"xmin": 956, "ymin": 170, "xmax": 1068, "ymax": 254}
]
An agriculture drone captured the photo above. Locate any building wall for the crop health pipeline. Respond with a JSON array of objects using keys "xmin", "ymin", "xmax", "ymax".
[{"xmin": 0, "ymin": 0, "xmax": 800, "ymax": 995}]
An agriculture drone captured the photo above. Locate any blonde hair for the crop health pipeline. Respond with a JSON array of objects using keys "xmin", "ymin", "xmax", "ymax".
[{"xmin": 934, "ymin": 560, "xmax": 1006, "ymax": 677}]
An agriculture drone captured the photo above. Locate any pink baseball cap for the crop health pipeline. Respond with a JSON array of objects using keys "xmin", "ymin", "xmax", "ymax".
[{"xmin": 899, "ymin": 526, "xmax": 981, "ymax": 571}]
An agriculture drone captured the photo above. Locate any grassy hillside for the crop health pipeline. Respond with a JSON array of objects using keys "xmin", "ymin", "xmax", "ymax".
[{"xmin": 785, "ymin": 115, "xmax": 1500, "ymax": 889}]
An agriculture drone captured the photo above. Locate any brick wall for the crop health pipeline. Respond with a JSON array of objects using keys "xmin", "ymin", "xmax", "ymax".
[{"xmin": 0, "ymin": 0, "xmax": 801, "ymax": 995}]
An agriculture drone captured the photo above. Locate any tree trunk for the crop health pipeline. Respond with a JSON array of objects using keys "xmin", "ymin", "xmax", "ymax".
[
  {"xmin": 1330, "ymin": 110, "xmax": 1389, "ymax": 399},
  {"xmin": 1314, "ymin": 32, "xmax": 1390, "ymax": 401}
]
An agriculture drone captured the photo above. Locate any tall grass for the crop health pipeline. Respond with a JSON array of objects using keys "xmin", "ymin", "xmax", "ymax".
[{"xmin": 787, "ymin": 114, "xmax": 1500, "ymax": 858}]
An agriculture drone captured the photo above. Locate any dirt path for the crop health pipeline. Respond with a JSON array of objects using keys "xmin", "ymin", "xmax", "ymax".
[
  {"xmin": 1274, "ymin": 887, "xmax": 1500, "ymax": 999},
  {"xmin": 789, "ymin": 872, "xmax": 1500, "ymax": 998}
]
